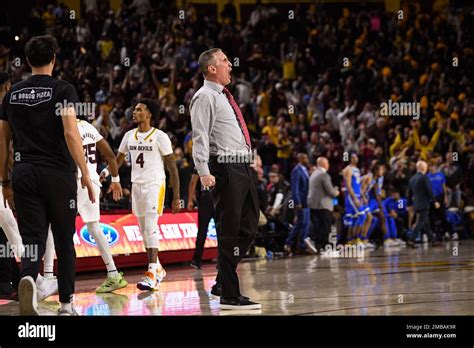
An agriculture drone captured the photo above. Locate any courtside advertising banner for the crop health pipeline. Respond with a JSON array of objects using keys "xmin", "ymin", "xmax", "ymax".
[{"xmin": 73, "ymin": 211, "xmax": 218, "ymax": 257}]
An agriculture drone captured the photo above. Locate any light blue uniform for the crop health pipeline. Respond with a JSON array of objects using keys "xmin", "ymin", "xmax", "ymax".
[
  {"xmin": 368, "ymin": 175, "xmax": 384, "ymax": 213},
  {"xmin": 344, "ymin": 166, "xmax": 365, "ymax": 227}
]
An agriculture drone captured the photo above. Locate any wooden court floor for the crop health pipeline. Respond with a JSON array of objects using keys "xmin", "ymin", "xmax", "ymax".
[{"xmin": 1, "ymin": 240, "xmax": 473, "ymax": 316}]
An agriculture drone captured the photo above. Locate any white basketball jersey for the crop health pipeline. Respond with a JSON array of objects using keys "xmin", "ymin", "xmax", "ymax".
[
  {"xmin": 118, "ymin": 127, "xmax": 173, "ymax": 183},
  {"xmin": 77, "ymin": 120, "xmax": 102, "ymax": 185}
]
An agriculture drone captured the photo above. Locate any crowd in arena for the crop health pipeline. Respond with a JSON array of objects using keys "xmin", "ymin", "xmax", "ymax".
[{"xmin": 2, "ymin": 0, "xmax": 472, "ymax": 255}]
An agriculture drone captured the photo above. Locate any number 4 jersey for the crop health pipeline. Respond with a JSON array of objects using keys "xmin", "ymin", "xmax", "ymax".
[
  {"xmin": 118, "ymin": 127, "xmax": 173, "ymax": 183},
  {"xmin": 77, "ymin": 119, "xmax": 102, "ymax": 185}
]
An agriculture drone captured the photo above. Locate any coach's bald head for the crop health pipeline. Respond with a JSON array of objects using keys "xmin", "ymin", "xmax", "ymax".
[
  {"xmin": 416, "ymin": 160, "xmax": 428, "ymax": 174},
  {"xmin": 317, "ymin": 157, "xmax": 329, "ymax": 171}
]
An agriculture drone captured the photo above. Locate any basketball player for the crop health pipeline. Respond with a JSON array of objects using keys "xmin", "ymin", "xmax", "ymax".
[
  {"xmin": 102, "ymin": 99, "xmax": 181, "ymax": 291},
  {"xmin": 361, "ymin": 163, "xmax": 391, "ymax": 247},
  {"xmin": 342, "ymin": 152, "xmax": 365, "ymax": 244},
  {"xmin": 76, "ymin": 118, "xmax": 128, "ymax": 292}
]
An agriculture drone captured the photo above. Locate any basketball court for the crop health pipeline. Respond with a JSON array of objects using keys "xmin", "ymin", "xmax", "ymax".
[{"xmin": 1, "ymin": 241, "xmax": 472, "ymax": 316}]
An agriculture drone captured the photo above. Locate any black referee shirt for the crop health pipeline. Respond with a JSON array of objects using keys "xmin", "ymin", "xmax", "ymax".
[{"xmin": 1, "ymin": 74, "xmax": 80, "ymax": 172}]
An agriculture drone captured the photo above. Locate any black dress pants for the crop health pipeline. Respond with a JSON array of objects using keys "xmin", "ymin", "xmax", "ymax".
[
  {"xmin": 12, "ymin": 163, "xmax": 77, "ymax": 303},
  {"xmin": 410, "ymin": 209, "xmax": 435, "ymax": 243},
  {"xmin": 311, "ymin": 209, "xmax": 332, "ymax": 248},
  {"xmin": 209, "ymin": 160, "xmax": 259, "ymax": 300}
]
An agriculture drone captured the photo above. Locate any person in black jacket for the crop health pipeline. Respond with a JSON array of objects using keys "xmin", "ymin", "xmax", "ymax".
[{"xmin": 407, "ymin": 160, "xmax": 440, "ymax": 248}]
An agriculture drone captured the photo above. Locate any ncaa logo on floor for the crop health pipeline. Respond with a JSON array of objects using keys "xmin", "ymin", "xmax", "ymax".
[{"xmin": 80, "ymin": 223, "xmax": 120, "ymax": 247}]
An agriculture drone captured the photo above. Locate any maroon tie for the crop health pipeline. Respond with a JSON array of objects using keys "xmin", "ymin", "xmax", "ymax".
[{"xmin": 223, "ymin": 87, "xmax": 251, "ymax": 148}]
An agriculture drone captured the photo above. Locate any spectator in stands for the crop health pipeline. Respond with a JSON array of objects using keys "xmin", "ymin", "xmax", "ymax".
[
  {"xmin": 266, "ymin": 171, "xmax": 289, "ymax": 221},
  {"xmin": 442, "ymin": 152, "xmax": 463, "ymax": 208},
  {"xmin": 277, "ymin": 129, "xmax": 292, "ymax": 178},
  {"xmin": 261, "ymin": 116, "xmax": 279, "ymax": 145},
  {"xmin": 257, "ymin": 134, "xmax": 277, "ymax": 176}
]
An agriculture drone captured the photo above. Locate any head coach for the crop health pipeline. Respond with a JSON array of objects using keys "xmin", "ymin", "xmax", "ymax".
[
  {"xmin": 190, "ymin": 48, "xmax": 260, "ymax": 310},
  {"xmin": 0, "ymin": 35, "xmax": 95, "ymax": 315}
]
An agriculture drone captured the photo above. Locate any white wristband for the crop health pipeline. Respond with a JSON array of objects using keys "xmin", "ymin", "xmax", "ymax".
[
  {"xmin": 111, "ymin": 175, "xmax": 120, "ymax": 183},
  {"xmin": 101, "ymin": 168, "xmax": 110, "ymax": 177}
]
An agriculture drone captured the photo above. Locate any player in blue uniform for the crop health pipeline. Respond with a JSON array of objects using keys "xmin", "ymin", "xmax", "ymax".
[
  {"xmin": 342, "ymin": 152, "xmax": 366, "ymax": 245},
  {"xmin": 363, "ymin": 163, "xmax": 397, "ymax": 247},
  {"xmin": 383, "ymin": 189, "xmax": 408, "ymax": 245}
]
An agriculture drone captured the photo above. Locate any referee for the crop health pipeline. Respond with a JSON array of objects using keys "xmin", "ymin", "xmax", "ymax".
[
  {"xmin": 190, "ymin": 48, "xmax": 260, "ymax": 310},
  {"xmin": 0, "ymin": 35, "xmax": 95, "ymax": 315}
]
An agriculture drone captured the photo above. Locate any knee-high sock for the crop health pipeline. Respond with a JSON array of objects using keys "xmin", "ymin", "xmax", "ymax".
[
  {"xmin": 87, "ymin": 221, "xmax": 118, "ymax": 276},
  {"xmin": 145, "ymin": 213, "xmax": 160, "ymax": 250},
  {"xmin": 0, "ymin": 209, "xmax": 24, "ymax": 259},
  {"xmin": 43, "ymin": 228, "xmax": 55, "ymax": 277},
  {"xmin": 143, "ymin": 213, "xmax": 161, "ymax": 266},
  {"xmin": 137, "ymin": 216, "xmax": 148, "ymax": 249}
]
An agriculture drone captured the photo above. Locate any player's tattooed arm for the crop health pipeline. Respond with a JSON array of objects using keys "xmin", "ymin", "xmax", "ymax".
[
  {"xmin": 97, "ymin": 139, "xmax": 123, "ymax": 201},
  {"xmin": 163, "ymin": 153, "xmax": 181, "ymax": 214},
  {"xmin": 97, "ymin": 139, "xmax": 120, "ymax": 177},
  {"xmin": 187, "ymin": 173, "xmax": 199, "ymax": 209},
  {"xmin": 116, "ymin": 152, "xmax": 126, "ymax": 168}
]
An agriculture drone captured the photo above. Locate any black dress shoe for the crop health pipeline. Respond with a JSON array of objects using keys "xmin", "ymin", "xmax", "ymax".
[
  {"xmin": 210, "ymin": 285, "xmax": 249, "ymax": 301},
  {"xmin": 210, "ymin": 285, "xmax": 221, "ymax": 297},
  {"xmin": 220, "ymin": 297, "xmax": 261, "ymax": 310},
  {"xmin": 406, "ymin": 240, "xmax": 417, "ymax": 249}
]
